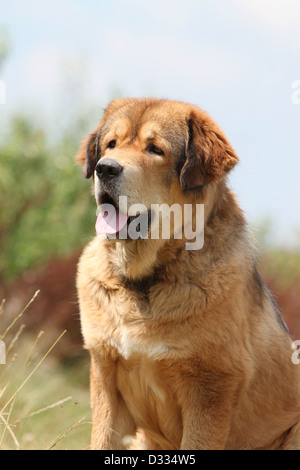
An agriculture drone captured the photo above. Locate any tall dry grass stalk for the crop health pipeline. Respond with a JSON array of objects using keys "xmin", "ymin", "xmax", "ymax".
[{"xmin": 0, "ymin": 291, "xmax": 90, "ymax": 450}]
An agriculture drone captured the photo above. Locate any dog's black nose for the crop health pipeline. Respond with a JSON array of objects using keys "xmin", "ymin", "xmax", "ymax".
[{"xmin": 95, "ymin": 159, "xmax": 123, "ymax": 179}]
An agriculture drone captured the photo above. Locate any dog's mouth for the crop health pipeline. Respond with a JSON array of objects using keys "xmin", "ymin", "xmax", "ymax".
[{"xmin": 96, "ymin": 192, "xmax": 152, "ymax": 240}]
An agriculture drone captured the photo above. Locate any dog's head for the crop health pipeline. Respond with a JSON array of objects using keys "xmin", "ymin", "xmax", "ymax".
[{"xmin": 76, "ymin": 98, "xmax": 238, "ymax": 241}]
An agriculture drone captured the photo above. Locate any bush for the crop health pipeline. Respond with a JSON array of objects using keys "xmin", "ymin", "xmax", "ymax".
[{"xmin": 0, "ymin": 115, "xmax": 96, "ymax": 281}]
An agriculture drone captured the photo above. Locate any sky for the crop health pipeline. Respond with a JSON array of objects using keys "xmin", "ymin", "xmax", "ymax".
[{"xmin": 1, "ymin": 0, "xmax": 300, "ymax": 246}]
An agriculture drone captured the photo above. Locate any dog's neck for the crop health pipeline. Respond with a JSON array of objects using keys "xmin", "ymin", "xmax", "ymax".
[{"xmin": 107, "ymin": 236, "xmax": 185, "ymax": 281}]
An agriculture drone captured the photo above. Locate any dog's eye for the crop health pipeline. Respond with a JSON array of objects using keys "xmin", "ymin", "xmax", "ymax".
[
  {"xmin": 107, "ymin": 140, "xmax": 117, "ymax": 149},
  {"xmin": 147, "ymin": 144, "xmax": 164, "ymax": 156}
]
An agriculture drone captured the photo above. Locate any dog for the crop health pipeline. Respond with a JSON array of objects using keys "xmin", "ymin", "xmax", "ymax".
[{"xmin": 76, "ymin": 98, "xmax": 300, "ymax": 450}]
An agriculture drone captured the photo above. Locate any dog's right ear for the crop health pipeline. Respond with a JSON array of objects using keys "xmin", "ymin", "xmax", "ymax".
[{"xmin": 76, "ymin": 131, "xmax": 99, "ymax": 179}]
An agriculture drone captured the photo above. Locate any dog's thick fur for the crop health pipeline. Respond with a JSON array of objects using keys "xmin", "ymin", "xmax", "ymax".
[{"xmin": 76, "ymin": 98, "xmax": 300, "ymax": 450}]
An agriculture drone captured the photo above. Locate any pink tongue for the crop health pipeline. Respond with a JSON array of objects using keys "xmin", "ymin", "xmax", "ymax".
[{"xmin": 96, "ymin": 207, "xmax": 129, "ymax": 235}]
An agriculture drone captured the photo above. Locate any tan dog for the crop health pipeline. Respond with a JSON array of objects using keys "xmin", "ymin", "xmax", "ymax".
[{"xmin": 76, "ymin": 98, "xmax": 300, "ymax": 450}]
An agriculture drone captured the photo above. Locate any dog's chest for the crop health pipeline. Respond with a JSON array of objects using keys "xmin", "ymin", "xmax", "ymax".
[
  {"xmin": 100, "ymin": 281, "xmax": 171, "ymax": 361},
  {"xmin": 106, "ymin": 324, "xmax": 168, "ymax": 360}
]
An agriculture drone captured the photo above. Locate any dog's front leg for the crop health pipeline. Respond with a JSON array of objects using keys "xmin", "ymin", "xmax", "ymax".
[
  {"xmin": 90, "ymin": 352, "xmax": 136, "ymax": 450},
  {"xmin": 179, "ymin": 370, "xmax": 238, "ymax": 450}
]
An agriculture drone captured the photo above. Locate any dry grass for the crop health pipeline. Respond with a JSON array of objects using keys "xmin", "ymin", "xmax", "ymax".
[{"xmin": 0, "ymin": 291, "xmax": 91, "ymax": 450}]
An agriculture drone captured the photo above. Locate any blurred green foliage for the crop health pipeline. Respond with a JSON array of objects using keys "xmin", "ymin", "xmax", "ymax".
[
  {"xmin": 254, "ymin": 220, "xmax": 300, "ymax": 287},
  {"xmin": 262, "ymin": 249, "xmax": 300, "ymax": 288},
  {"xmin": 0, "ymin": 114, "xmax": 97, "ymax": 281}
]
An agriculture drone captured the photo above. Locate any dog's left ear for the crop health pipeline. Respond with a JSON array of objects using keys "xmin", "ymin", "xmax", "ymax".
[
  {"xmin": 180, "ymin": 109, "xmax": 239, "ymax": 190},
  {"xmin": 76, "ymin": 131, "xmax": 99, "ymax": 179}
]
